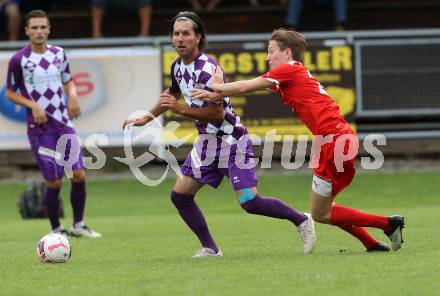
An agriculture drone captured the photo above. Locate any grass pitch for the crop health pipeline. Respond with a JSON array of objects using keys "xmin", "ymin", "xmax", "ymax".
[{"xmin": 0, "ymin": 171, "xmax": 439, "ymax": 296}]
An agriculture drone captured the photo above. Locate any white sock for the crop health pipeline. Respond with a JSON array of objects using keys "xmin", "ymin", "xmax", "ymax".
[
  {"xmin": 73, "ymin": 220, "xmax": 85, "ymax": 229},
  {"xmin": 52, "ymin": 225, "xmax": 64, "ymax": 232}
]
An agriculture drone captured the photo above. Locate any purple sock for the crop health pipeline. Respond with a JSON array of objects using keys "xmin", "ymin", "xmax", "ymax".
[
  {"xmin": 241, "ymin": 195, "xmax": 307, "ymax": 226},
  {"xmin": 71, "ymin": 182, "xmax": 86, "ymax": 224},
  {"xmin": 44, "ymin": 186, "xmax": 61, "ymax": 230},
  {"xmin": 171, "ymin": 191, "xmax": 219, "ymax": 253}
]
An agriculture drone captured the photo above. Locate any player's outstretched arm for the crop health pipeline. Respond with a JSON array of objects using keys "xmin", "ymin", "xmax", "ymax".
[
  {"xmin": 6, "ymin": 89, "xmax": 48, "ymax": 124},
  {"xmin": 213, "ymin": 77, "xmax": 272, "ymax": 96},
  {"xmin": 190, "ymin": 88, "xmax": 227, "ymax": 102},
  {"xmin": 200, "ymin": 65, "xmax": 271, "ymax": 96},
  {"xmin": 159, "ymin": 92, "xmax": 224, "ymax": 123},
  {"xmin": 191, "ymin": 77, "xmax": 272, "ymax": 101},
  {"xmin": 122, "ymin": 88, "xmax": 179, "ymax": 130}
]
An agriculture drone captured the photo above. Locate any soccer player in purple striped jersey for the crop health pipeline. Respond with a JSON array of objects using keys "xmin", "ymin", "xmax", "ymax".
[
  {"xmin": 123, "ymin": 11, "xmax": 315, "ymax": 257},
  {"xmin": 6, "ymin": 10, "xmax": 101, "ymax": 238}
]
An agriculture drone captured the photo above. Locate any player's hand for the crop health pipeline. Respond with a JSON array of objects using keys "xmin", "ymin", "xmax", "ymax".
[
  {"xmin": 31, "ymin": 103, "xmax": 47, "ymax": 124},
  {"xmin": 212, "ymin": 65, "xmax": 224, "ymax": 86},
  {"xmin": 122, "ymin": 117, "xmax": 148, "ymax": 130},
  {"xmin": 67, "ymin": 96, "xmax": 81, "ymax": 119},
  {"xmin": 191, "ymin": 89, "xmax": 219, "ymax": 101},
  {"xmin": 159, "ymin": 93, "xmax": 183, "ymax": 114}
]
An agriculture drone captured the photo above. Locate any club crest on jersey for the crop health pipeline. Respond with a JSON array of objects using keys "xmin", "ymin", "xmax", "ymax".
[
  {"xmin": 53, "ymin": 57, "xmax": 62, "ymax": 68},
  {"xmin": 175, "ymin": 69, "xmax": 182, "ymax": 83},
  {"xmin": 191, "ymin": 72, "xmax": 197, "ymax": 87},
  {"xmin": 24, "ymin": 61, "xmax": 36, "ymax": 72}
]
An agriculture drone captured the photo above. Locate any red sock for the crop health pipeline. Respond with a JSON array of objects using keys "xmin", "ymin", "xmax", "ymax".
[
  {"xmin": 337, "ymin": 224, "xmax": 378, "ymax": 250},
  {"xmin": 331, "ymin": 203, "xmax": 389, "ymax": 230}
]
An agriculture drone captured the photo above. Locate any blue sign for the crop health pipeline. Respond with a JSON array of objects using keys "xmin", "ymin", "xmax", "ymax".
[{"xmin": 0, "ymin": 84, "xmax": 27, "ymax": 122}]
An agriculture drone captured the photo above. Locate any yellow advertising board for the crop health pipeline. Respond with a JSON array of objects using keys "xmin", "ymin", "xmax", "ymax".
[{"xmin": 162, "ymin": 41, "xmax": 356, "ymax": 143}]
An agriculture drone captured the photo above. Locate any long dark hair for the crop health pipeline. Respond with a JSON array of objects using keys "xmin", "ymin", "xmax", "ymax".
[{"xmin": 169, "ymin": 11, "xmax": 207, "ymax": 51}]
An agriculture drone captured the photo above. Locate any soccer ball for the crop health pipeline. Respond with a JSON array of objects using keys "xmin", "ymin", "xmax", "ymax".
[{"xmin": 36, "ymin": 233, "xmax": 71, "ymax": 263}]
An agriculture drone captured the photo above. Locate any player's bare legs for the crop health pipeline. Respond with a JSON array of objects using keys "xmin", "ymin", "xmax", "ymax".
[
  {"xmin": 5, "ymin": 2, "xmax": 20, "ymax": 41},
  {"xmin": 235, "ymin": 187, "xmax": 315, "ymax": 254},
  {"xmin": 91, "ymin": 4, "xmax": 104, "ymax": 38},
  {"xmin": 171, "ymin": 175, "xmax": 221, "ymax": 257},
  {"xmin": 138, "ymin": 4, "xmax": 152, "ymax": 37},
  {"xmin": 310, "ymin": 187, "xmax": 404, "ymax": 251},
  {"xmin": 173, "ymin": 174, "xmax": 203, "ymax": 195}
]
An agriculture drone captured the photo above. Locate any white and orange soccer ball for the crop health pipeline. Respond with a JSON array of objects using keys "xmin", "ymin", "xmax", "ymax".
[{"xmin": 36, "ymin": 233, "xmax": 71, "ymax": 263}]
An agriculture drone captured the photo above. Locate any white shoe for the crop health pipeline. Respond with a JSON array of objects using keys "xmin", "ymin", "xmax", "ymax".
[
  {"xmin": 70, "ymin": 225, "xmax": 102, "ymax": 238},
  {"xmin": 297, "ymin": 213, "xmax": 316, "ymax": 255},
  {"xmin": 191, "ymin": 247, "xmax": 222, "ymax": 258},
  {"xmin": 52, "ymin": 227, "xmax": 72, "ymax": 238}
]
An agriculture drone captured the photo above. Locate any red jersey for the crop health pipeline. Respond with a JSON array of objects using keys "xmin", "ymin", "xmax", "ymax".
[{"xmin": 261, "ymin": 61, "xmax": 352, "ymax": 136}]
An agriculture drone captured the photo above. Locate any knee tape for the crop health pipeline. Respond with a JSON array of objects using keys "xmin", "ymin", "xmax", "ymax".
[{"xmin": 238, "ymin": 188, "xmax": 256, "ymax": 203}]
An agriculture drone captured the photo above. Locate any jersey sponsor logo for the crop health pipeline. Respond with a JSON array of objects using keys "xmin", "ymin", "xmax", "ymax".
[{"xmin": 32, "ymin": 74, "xmax": 59, "ymax": 85}]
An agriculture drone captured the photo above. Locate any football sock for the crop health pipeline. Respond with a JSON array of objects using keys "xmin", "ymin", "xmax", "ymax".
[
  {"xmin": 336, "ymin": 224, "xmax": 378, "ymax": 250},
  {"xmin": 52, "ymin": 225, "xmax": 64, "ymax": 232},
  {"xmin": 241, "ymin": 195, "xmax": 307, "ymax": 226},
  {"xmin": 171, "ymin": 191, "xmax": 219, "ymax": 253},
  {"xmin": 71, "ymin": 182, "xmax": 86, "ymax": 225},
  {"xmin": 331, "ymin": 203, "xmax": 389, "ymax": 230},
  {"xmin": 44, "ymin": 186, "xmax": 61, "ymax": 230},
  {"xmin": 73, "ymin": 220, "xmax": 85, "ymax": 228}
]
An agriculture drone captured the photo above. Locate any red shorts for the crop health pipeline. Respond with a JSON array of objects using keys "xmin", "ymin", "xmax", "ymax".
[{"xmin": 312, "ymin": 132, "xmax": 358, "ymax": 197}]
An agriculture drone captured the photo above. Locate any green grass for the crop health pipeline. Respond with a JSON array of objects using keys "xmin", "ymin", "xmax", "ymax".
[{"xmin": 0, "ymin": 171, "xmax": 439, "ymax": 296}]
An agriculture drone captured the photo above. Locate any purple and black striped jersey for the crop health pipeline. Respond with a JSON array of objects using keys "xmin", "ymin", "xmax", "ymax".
[{"xmin": 170, "ymin": 52, "xmax": 246, "ymax": 144}]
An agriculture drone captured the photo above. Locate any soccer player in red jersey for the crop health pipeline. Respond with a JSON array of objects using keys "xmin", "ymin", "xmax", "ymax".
[{"xmin": 192, "ymin": 29, "xmax": 405, "ymax": 252}]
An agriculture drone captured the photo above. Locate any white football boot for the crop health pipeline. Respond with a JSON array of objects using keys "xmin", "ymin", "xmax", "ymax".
[
  {"xmin": 70, "ymin": 225, "xmax": 102, "ymax": 238},
  {"xmin": 297, "ymin": 213, "xmax": 316, "ymax": 255},
  {"xmin": 191, "ymin": 247, "xmax": 223, "ymax": 258},
  {"xmin": 52, "ymin": 226, "xmax": 72, "ymax": 238}
]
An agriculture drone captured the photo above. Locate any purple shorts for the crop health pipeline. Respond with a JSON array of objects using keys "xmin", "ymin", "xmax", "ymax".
[
  {"xmin": 181, "ymin": 135, "xmax": 258, "ymax": 191},
  {"xmin": 28, "ymin": 130, "xmax": 84, "ymax": 181}
]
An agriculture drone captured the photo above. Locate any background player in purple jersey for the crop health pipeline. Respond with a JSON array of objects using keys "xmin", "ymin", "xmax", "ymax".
[
  {"xmin": 123, "ymin": 11, "xmax": 316, "ymax": 257},
  {"xmin": 6, "ymin": 10, "xmax": 101, "ymax": 238}
]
